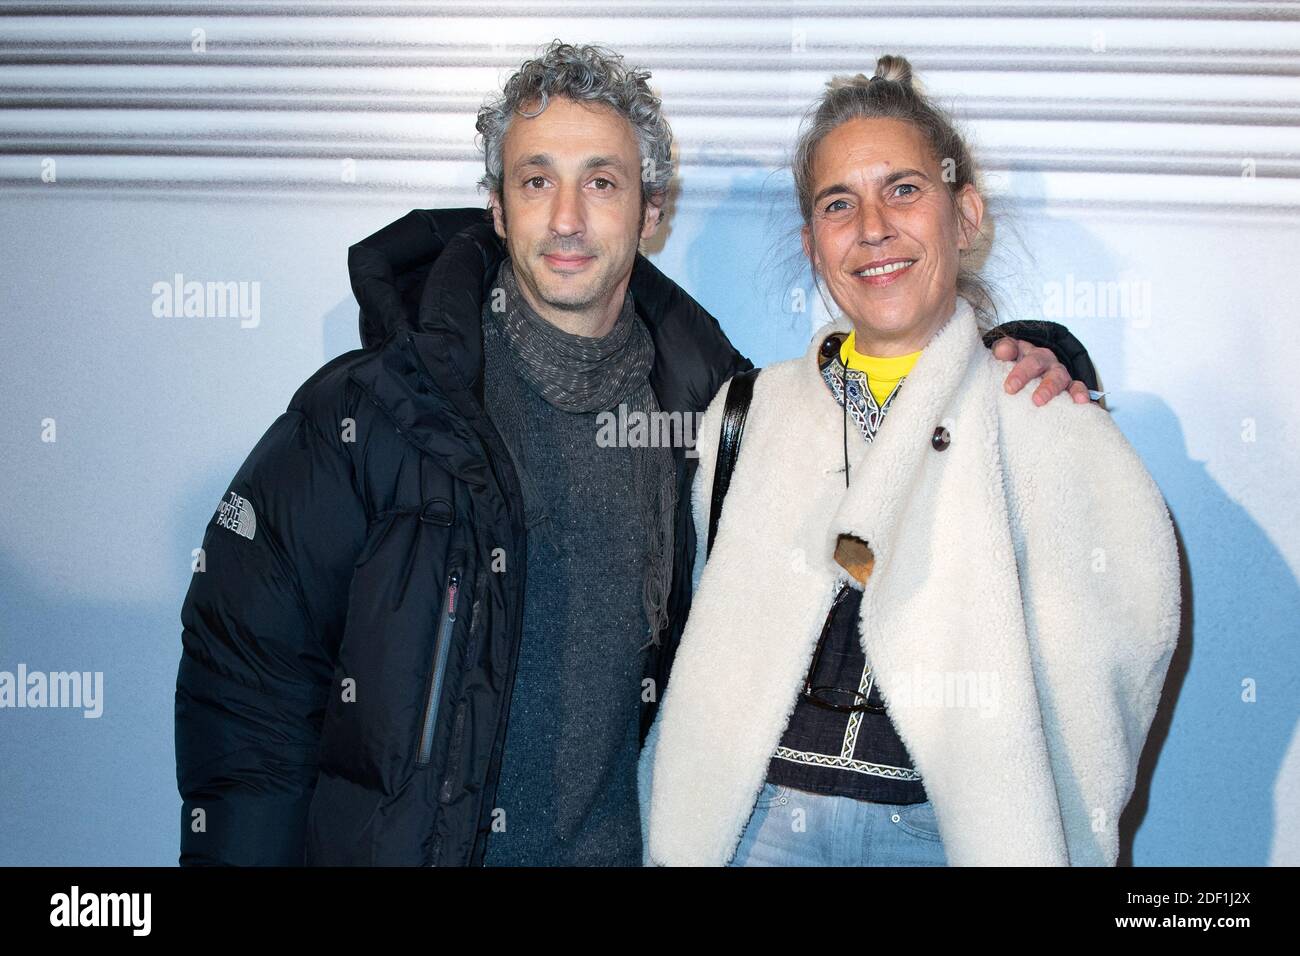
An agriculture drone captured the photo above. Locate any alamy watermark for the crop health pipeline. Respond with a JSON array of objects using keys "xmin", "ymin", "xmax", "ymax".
[
  {"xmin": 1041, "ymin": 274, "xmax": 1152, "ymax": 327},
  {"xmin": 878, "ymin": 665, "xmax": 1001, "ymax": 718},
  {"xmin": 0, "ymin": 664, "xmax": 103, "ymax": 718},
  {"xmin": 49, "ymin": 886, "xmax": 150, "ymax": 935},
  {"xmin": 595, "ymin": 403, "xmax": 704, "ymax": 457},
  {"xmin": 151, "ymin": 273, "xmax": 261, "ymax": 329}
]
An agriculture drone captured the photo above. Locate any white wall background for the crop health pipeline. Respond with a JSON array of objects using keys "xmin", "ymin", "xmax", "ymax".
[{"xmin": 0, "ymin": 0, "xmax": 1296, "ymax": 865}]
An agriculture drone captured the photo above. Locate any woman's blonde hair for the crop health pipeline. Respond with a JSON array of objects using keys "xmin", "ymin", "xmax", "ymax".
[{"xmin": 791, "ymin": 54, "xmax": 998, "ymax": 328}]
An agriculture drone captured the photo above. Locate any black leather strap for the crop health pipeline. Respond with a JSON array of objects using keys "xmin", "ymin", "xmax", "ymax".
[{"xmin": 707, "ymin": 367, "xmax": 761, "ymax": 559}]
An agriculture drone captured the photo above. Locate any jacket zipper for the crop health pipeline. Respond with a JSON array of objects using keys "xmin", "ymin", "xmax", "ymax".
[
  {"xmin": 416, "ymin": 568, "xmax": 460, "ymax": 767},
  {"xmin": 438, "ymin": 574, "xmax": 484, "ymax": 805}
]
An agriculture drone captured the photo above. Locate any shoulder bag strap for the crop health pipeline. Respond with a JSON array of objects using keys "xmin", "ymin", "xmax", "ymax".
[{"xmin": 706, "ymin": 367, "xmax": 761, "ymax": 559}]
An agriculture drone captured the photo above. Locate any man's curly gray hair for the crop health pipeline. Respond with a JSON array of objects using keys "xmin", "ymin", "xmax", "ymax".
[{"xmin": 475, "ymin": 40, "xmax": 675, "ymax": 208}]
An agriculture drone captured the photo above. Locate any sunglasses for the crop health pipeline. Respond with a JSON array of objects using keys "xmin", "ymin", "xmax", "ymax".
[{"xmin": 802, "ymin": 582, "xmax": 888, "ymax": 714}]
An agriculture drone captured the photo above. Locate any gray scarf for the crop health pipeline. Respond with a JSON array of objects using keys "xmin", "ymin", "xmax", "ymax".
[{"xmin": 487, "ymin": 258, "xmax": 677, "ymax": 649}]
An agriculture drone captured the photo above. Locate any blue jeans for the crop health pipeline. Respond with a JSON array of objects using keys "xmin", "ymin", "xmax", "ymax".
[{"xmin": 728, "ymin": 781, "xmax": 949, "ymax": 866}]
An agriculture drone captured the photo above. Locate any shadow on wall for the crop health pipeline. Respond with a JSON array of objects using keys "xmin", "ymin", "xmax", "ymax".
[
  {"xmin": 680, "ymin": 169, "xmax": 815, "ymax": 368},
  {"xmin": 324, "ymin": 292, "xmax": 363, "ymax": 363},
  {"xmin": 1113, "ymin": 390, "xmax": 1299, "ymax": 866}
]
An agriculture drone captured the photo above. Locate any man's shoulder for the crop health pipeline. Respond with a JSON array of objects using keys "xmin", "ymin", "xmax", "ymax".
[{"xmin": 281, "ymin": 341, "xmax": 395, "ymax": 449}]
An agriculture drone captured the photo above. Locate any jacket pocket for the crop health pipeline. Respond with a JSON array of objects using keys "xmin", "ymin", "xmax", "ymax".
[
  {"xmin": 416, "ymin": 559, "xmax": 464, "ymax": 768},
  {"xmin": 894, "ymin": 800, "xmax": 943, "ymax": 842}
]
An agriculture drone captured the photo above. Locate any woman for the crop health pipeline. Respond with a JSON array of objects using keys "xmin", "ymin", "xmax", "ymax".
[{"xmin": 638, "ymin": 55, "xmax": 1181, "ymax": 866}]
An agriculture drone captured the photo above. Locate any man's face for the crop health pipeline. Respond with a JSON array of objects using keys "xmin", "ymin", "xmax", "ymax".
[{"xmin": 490, "ymin": 95, "xmax": 662, "ymax": 328}]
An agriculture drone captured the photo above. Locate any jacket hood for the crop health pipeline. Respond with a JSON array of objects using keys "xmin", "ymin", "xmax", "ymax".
[{"xmin": 348, "ymin": 207, "xmax": 496, "ymax": 351}]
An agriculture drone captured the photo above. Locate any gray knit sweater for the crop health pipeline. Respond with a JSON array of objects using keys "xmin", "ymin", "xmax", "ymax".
[{"xmin": 478, "ymin": 296, "xmax": 653, "ymax": 867}]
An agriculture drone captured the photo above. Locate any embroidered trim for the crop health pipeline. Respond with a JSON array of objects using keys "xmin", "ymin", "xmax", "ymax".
[
  {"xmin": 772, "ymin": 746, "xmax": 923, "ymax": 781},
  {"xmin": 820, "ymin": 351, "xmax": 902, "ymax": 444},
  {"xmin": 840, "ymin": 655, "xmax": 876, "ymax": 759}
]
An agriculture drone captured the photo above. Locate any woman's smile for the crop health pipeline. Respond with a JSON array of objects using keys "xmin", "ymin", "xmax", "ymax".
[{"xmin": 851, "ymin": 256, "xmax": 917, "ymax": 286}]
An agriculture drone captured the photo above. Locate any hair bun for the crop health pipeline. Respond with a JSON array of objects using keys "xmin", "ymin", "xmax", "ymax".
[
  {"xmin": 823, "ymin": 56, "xmax": 915, "ymax": 94},
  {"xmin": 871, "ymin": 54, "xmax": 914, "ymax": 89}
]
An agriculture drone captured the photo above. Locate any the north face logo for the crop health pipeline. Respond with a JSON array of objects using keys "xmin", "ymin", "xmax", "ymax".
[{"xmin": 216, "ymin": 491, "xmax": 256, "ymax": 540}]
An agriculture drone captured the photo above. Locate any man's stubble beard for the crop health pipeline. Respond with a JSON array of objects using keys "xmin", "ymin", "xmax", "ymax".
[{"xmin": 497, "ymin": 198, "xmax": 646, "ymax": 317}]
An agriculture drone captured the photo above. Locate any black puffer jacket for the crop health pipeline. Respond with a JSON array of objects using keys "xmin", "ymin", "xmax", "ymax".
[{"xmin": 174, "ymin": 207, "xmax": 1097, "ymax": 867}]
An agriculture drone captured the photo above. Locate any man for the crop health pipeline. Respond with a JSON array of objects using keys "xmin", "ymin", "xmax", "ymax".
[{"xmin": 174, "ymin": 40, "xmax": 1095, "ymax": 866}]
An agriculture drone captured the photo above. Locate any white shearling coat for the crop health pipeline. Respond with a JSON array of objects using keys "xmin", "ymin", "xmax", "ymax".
[{"xmin": 638, "ymin": 296, "xmax": 1181, "ymax": 866}]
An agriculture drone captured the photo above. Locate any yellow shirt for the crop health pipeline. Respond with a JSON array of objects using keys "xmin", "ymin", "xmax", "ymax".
[{"xmin": 840, "ymin": 332, "xmax": 922, "ymax": 408}]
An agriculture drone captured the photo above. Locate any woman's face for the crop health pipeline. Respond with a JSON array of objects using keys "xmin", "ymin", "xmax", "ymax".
[{"xmin": 801, "ymin": 117, "xmax": 983, "ymax": 355}]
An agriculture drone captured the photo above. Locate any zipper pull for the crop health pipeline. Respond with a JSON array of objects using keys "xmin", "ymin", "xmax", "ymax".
[{"xmin": 445, "ymin": 572, "xmax": 460, "ymax": 622}]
